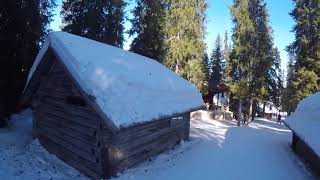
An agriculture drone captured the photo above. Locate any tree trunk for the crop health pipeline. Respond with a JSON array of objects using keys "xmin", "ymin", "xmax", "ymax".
[
  {"xmin": 237, "ymin": 99, "xmax": 242, "ymax": 126},
  {"xmin": 248, "ymin": 98, "xmax": 253, "ymax": 123},
  {"xmin": 262, "ymin": 102, "xmax": 266, "ymax": 117},
  {"xmin": 226, "ymin": 92, "xmax": 230, "ymax": 111}
]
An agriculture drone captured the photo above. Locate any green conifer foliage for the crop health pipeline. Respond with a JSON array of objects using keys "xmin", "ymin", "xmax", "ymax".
[
  {"xmin": 129, "ymin": 0, "xmax": 165, "ymax": 61},
  {"xmin": 163, "ymin": 0, "xmax": 208, "ymax": 93}
]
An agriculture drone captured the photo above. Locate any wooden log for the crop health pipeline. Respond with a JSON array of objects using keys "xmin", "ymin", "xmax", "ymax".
[
  {"xmin": 37, "ymin": 126, "xmax": 98, "ymax": 164},
  {"xmin": 38, "ymin": 105, "xmax": 101, "ymax": 129},
  {"xmin": 38, "ymin": 134, "xmax": 102, "ymax": 178},
  {"xmin": 37, "ymin": 118, "xmax": 97, "ymax": 146},
  {"xmin": 37, "ymin": 111, "xmax": 97, "ymax": 137}
]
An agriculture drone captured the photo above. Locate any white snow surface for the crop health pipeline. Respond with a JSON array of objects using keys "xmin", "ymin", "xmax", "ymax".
[
  {"xmin": 111, "ymin": 118, "xmax": 312, "ymax": 180},
  {"xmin": 285, "ymin": 91, "xmax": 320, "ymax": 157},
  {"xmin": 1, "ymin": 110, "xmax": 313, "ymax": 179},
  {"xmin": 26, "ymin": 31, "xmax": 203, "ymax": 128}
]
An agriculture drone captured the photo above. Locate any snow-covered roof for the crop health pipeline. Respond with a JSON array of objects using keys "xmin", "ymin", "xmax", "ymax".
[
  {"xmin": 285, "ymin": 92, "xmax": 320, "ymax": 156},
  {"xmin": 26, "ymin": 32, "xmax": 203, "ymax": 128}
]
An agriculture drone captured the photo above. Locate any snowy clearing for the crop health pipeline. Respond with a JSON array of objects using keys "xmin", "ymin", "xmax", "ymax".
[{"xmin": 0, "ymin": 110, "xmax": 313, "ymax": 180}]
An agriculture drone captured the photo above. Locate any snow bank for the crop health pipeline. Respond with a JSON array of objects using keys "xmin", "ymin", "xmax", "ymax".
[
  {"xmin": 26, "ymin": 32, "xmax": 203, "ymax": 128},
  {"xmin": 285, "ymin": 92, "xmax": 320, "ymax": 156}
]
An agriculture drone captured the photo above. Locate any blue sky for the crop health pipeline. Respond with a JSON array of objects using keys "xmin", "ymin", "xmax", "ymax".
[{"xmin": 51, "ymin": 0, "xmax": 295, "ymax": 71}]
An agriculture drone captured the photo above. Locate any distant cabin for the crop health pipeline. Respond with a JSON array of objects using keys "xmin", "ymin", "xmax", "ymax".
[
  {"xmin": 285, "ymin": 92, "xmax": 320, "ymax": 177},
  {"xmin": 22, "ymin": 32, "xmax": 203, "ymax": 179},
  {"xmin": 203, "ymin": 83, "xmax": 230, "ymax": 111}
]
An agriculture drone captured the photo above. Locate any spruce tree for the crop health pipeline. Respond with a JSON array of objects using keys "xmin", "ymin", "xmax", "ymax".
[
  {"xmin": 61, "ymin": 0, "xmax": 126, "ymax": 47},
  {"xmin": 223, "ymin": 31, "xmax": 232, "ymax": 84},
  {"xmin": 203, "ymin": 52, "xmax": 211, "ymax": 93},
  {"xmin": 230, "ymin": 0, "xmax": 254, "ymax": 120},
  {"xmin": 129, "ymin": 0, "xmax": 165, "ymax": 60},
  {"xmin": 210, "ymin": 34, "xmax": 224, "ymax": 93},
  {"xmin": 163, "ymin": 0, "xmax": 208, "ymax": 93},
  {"xmin": 286, "ymin": 0, "xmax": 320, "ymax": 110},
  {"xmin": 0, "ymin": 0, "xmax": 55, "ymax": 125}
]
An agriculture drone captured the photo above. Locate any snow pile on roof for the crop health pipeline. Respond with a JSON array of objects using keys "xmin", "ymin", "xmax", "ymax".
[
  {"xmin": 285, "ymin": 92, "xmax": 320, "ymax": 156},
  {"xmin": 27, "ymin": 32, "xmax": 203, "ymax": 128}
]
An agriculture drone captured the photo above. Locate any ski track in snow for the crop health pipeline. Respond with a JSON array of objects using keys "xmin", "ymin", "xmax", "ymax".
[{"xmin": 0, "ymin": 110, "xmax": 314, "ymax": 180}]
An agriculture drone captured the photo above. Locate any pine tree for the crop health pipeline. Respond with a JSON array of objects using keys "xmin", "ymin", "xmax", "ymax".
[
  {"xmin": 230, "ymin": 0, "xmax": 254, "ymax": 121},
  {"xmin": 203, "ymin": 52, "xmax": 211, "ymax": 93},
  {"xmin": 0, "ymin": 0, "xmax": 55, "ymax": 125},
  {"xmin": 163, "ymin": 0, "xmax": 208, "ymax": 93},
  {"xmin": 61, "ymin": 0, "xmax": 126, "ymax": 47},
  {"xmin": 249, "ymin": 0, "xmax": 273, "ymax": 101},
  {"xmin": 223, "ymin": 31, "xmax": 232, "ymax": 84},
  {"xmin": 286, "ymin": 0, "xmax": 320, "ymax": 110},
  {"xmin": 282, "ymin": 54, "xmax": 297, "ymax": 114},
  {"xmin": 129, "ymin": 0, "xmax": 165, "ymax": 60},
  {"xmin": 210, "ymin": 34, "xmax": 224, "ymax": 93}
]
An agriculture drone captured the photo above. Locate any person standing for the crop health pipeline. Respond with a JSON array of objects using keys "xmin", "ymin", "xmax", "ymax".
[{"xmin": 277, "ymin": 114, "xmax": 282, "ymax": 124}]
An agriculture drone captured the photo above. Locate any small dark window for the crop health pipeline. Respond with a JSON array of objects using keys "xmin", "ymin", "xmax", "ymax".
[{"xmin": 66, "ymin": 96, "xmax": 86, "ymax": 107}]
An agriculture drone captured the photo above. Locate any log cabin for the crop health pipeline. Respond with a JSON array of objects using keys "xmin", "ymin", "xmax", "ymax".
[
  {"xmin": 285, "ymin": 92, "xmax": 320, "ymax": 177},
  {"xmin": 21, "ymin": 32, "xmax": 203, "ymax": 179}
]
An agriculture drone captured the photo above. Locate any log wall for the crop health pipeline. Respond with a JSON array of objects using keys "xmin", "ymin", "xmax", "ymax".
[
  {"xmin": 291, "ymin": 133, "xmax": 320, "ymax": 177},
  {"xmin": 32, "ymin": 52, "xmax": 110, "ymax": 178},
  {"xmin": 106, "ymin": 113, "xmax": 190, "ymax": 174}
]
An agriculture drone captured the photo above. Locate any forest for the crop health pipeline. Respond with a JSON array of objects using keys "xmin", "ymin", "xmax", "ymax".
[{"xmin": 0, "ymin": 0, "xmax": 319, "ymax": 127}]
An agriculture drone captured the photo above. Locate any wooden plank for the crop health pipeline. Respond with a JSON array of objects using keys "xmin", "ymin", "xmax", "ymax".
[
  {"xmin": 39, "ymin": 96, "xmax": 101, "ymax": 118},
  {"xmin": 37, "ymin": 111, "xmax": 97, "ymax": 137},
  {"xmin": 38, "ymin": 104, "xmax": 101, "ymax": 129},
  {"xmin": 38, "ymin": 134, "xmax": 103, "ymax": 178},
  {"xmin": 37, "ymin": 117, "xmax": 97, "ymax": 146},
  {"xmin": 116, "ymin": 122, "xmax": 185, "ymax": 148},
  {"xmin": 117, "ymin": 130, "xmax": 182, "ymax": 170},
  {"xmin": 37, "ymin": 126, "xmax": 98, "ymax": 164}
]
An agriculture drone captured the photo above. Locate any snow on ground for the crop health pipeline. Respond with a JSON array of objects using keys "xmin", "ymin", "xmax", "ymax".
[
  {"xmin": 285, "ymin": 92, "xmax": 320, "ymax": 157},
  {"xmin": 0, "ymin": 109, "xmax": 88, "ymax": 180},
  {"xmin": 0, "ymin": 110, "xmax": 313, "ymax": 180},
  {"xmin": 26, "ymin": 32, "xmax": 203, "ymax": 128},
  {"xmin": 113, "ymin": 118, "xmax": 313, "ymax": 180}
]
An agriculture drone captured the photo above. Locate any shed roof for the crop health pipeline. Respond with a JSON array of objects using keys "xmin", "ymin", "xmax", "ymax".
[
  {"xmin": 285, "ymin": 92, "xmax": 320, "ymax": 157},
  {"xmin": 25, "ymin": 32, "xmax": 203, "ymax": 128}
]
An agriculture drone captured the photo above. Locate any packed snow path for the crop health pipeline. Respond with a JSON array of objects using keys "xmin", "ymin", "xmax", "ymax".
[
  {"xmin": 0, "ymin": 110, "xmax": 313, "ymax": 179},
  {"xmin": 114, "ymin": 118, "xmax": 313, "ymax": 180}
]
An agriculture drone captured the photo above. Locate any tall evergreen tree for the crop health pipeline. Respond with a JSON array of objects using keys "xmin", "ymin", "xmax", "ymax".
[
  {"xmin": 286, "ymin": 0, "xmax": 320, "ymax": 110},
  {"xmin": 163, "ymin": 0, "xmax": 208, "ymax": 93},
  {"xmin": 230, "ymin": 0, "xmax": 254, "ymax": 120},
  {"xmin": 223, "ymin": 31, "xmax": 232, "ymax": 84},
  {"xmin": 129, "ymin": 0, "xmax": 165, "ymax": 60},
  {"xmin": 61, "ymin": 0, "xmax": 126, "ymax": 47},
  {"xmin": 210, "ymin": 34, "xmax": 224, "ymax": 93},
  {"xmin": 0, "ymin": 0, "xmax": 55, "ymax": 125},
  {"xmin": 283, "ymin": 54, "xmax": 297, "ymax": 114},
  {"xmin": 203, "ymin": 52, "xmax": 211, "ymax": 93}
]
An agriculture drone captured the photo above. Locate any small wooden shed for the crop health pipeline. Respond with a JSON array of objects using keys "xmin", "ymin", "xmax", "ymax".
[
  {"xmin": 285, "ymin": 92, "xmax": 320, "ymax": 177},
  {"xmin": 22, "ymin": 32, "xmax": 203, "ymax": 179}
]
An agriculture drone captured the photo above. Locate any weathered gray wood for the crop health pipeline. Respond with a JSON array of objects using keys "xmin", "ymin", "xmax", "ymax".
[
  {"xmin": 38, "ymin": 134, "xmax": 102, "ymax": 178},
  {"xmin": 38, "ymin": 103, "xmax": 101, "ymax": 129},
  {"xmin": 37, "ymin": 116, "xmax": 97, "ymax": 146},
  {"xmin": 37, "ymin": 125, "xmax": 98, "ymax": 164},
  {"xmin": 37, "ymin": 111, "xmax": 97, "ymax": 137}
]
